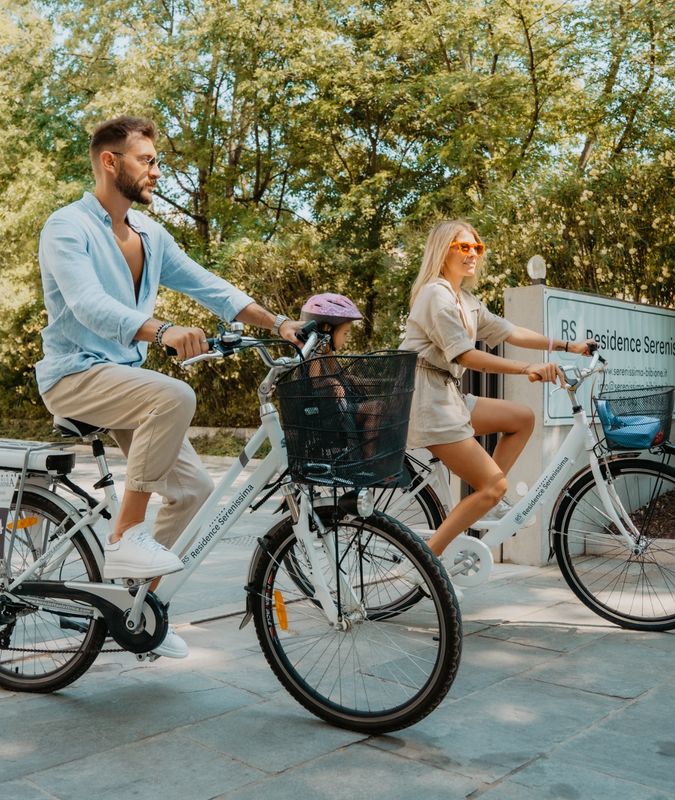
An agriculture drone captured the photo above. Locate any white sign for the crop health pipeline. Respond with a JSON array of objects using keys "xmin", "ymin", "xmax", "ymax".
[
  {"xmin": 543, "ymin": 288, "xmax": 675, "ymax": 425},
  {"xmin": 0, "ymin": 470, "xmax": 18, "ymax": 506}
]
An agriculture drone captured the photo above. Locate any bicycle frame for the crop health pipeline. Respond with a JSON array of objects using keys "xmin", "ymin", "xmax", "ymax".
[
  {"xmin": 388, "ymin": 355, "xmax": 647, "ymax": 584},
  {"xmin": 5, "ymin": 330, "xmax": 358, "ymax": 625}
]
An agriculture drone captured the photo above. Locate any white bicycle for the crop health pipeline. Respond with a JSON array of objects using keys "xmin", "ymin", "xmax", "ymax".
[
  {"xmin": 366, "ymin": 352, "xmax": 675, "ymax": 632},
  {"xmin": 0, "ymin": 324, "xmax": 461, "ymax": 734}
]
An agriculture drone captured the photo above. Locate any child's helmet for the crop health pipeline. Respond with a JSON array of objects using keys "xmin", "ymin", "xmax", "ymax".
[{"xmin": 300, "ymin": 293, "xmax": 363, "ymax": 326}]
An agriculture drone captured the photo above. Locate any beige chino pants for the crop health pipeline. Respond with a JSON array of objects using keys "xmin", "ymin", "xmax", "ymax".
[{"xmin": 42, "ymin": 364, "xmax": 214, "ymax": 549}]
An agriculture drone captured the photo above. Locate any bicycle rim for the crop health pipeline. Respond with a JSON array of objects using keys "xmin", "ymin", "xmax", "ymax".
[
  {"xmin": 554, "ymin": 458, "xmax": 675, "ymax": 631},
  {"xmin": 252, "ymin": 512, "xmax": 461, "ymax": 734},
  {"xmin": 0, "ymin": 491, "xmax": 107, "ymax": 691}
]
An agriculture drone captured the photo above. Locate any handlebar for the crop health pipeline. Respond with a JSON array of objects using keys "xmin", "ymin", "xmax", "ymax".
[
  {"xmin": 527, "ymin": 345, "xmax": 606, "ymax": 388},
  {"xmin": 167, "ymin": 320, "xmax": 325, "ymax": 370}
]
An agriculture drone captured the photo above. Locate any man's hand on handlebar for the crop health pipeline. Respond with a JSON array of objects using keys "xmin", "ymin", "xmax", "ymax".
[
  {"xmin": 278, "ymin": 319, "xmax": 306, "ymax": 348},
  {"xmin": 161, "ymin": 325, "xmax": 210, "ymax": 361}
]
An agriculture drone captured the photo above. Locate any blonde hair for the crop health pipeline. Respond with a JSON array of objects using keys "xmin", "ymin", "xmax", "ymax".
[{"xmin": 409, "ymin": 219, "xmax": 485, "ymax": 308}]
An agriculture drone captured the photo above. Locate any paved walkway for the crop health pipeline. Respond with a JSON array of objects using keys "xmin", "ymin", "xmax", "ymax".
[{"xmin": 2, "ymin": 449, "xmax": 675, "ymax": 799}]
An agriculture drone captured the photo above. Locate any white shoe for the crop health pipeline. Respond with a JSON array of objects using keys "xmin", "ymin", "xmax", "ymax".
[
  {"xmin": 152, "ymin": 626, "xmax": 189, "ymax": 659},
  {"xmin": 472, "ymin": 498, "xmax": 513, "ymax": 529},
  {"xmin": 448, "ymin": 583, "xmax": 463, "ymax": 604},
  {"xmin": 391, "ymin": 557, "xmax": 464, "ymax": 603},
  {"xmin": 390, "ymin": 556, "xmax": 423, "ymax": 586},
  {"xmin": 103, "ymin": 523, "xmax": 184, "ymax": 579}
]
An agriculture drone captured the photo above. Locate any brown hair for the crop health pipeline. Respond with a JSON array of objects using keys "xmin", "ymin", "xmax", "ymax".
[{"xmin": 89, "ymin": 116, "xmax": 157, "ymax": 159}]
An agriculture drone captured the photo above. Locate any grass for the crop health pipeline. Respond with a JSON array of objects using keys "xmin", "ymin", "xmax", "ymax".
[{"xmin": 0, "ymin": 418, "xmax": 270, "ymax": 458}]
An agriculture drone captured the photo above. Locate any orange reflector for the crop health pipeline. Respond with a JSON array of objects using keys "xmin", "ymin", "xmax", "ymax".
[
  {"xmin": 274, "ymin": 590, "xmax": 288, "ymax": 631},
  {"xmin": 7, "ymin": 516, "xmax": 39, "ymax": 530}
]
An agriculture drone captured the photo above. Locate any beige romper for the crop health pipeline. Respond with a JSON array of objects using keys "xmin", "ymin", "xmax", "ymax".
[{"xmin": 400, "ymin": 279, "xmax": 514, "ymax": 447}]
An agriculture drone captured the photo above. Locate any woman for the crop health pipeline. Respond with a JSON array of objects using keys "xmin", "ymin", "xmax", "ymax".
[{"xmin": 401, "ymin": 219, "xmax": 592, "ymax": 560}]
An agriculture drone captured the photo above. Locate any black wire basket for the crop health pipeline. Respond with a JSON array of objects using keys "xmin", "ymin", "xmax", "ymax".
[
  {"xmin": 593, "ymin": 385, "xmax": 674, "ymax": 451},
  {"xmin": 277, "ymin": 351, "xmax": 418, "ymax": 487}
]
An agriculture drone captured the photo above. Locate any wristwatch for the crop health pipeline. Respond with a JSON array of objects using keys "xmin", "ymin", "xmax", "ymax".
[{"xmin": 272, "ymin": 314, "xmax": 290, "ymax": 337}]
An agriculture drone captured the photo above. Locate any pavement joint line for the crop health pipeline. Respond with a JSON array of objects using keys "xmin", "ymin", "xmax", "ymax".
[
  {"xmin": 19, "ymin": 778, "xmax": 61, "ymax": 800},
  {"xmin": 473, "ymin": 632, "xmax": 571, "ymax": 654},
  {"xmin": 527, "ymin": 672, "xmax": 655, "ymax": 701},
  {"xmin": 465, "ymin": 751, "xmax": 548, "ymax": 799}
]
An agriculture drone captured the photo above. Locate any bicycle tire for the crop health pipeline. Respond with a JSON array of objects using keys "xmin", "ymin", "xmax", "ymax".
[
  {"xmin": 0, "ymin": 490, "xmax": 107, "ymax": 691},
  {"xmin": 251, "ymin": 510, "xmax": 461, "ymax": 734},
  {"xmin": 553, "ymin": 457, "xmax": 675, "ymax": 631}
]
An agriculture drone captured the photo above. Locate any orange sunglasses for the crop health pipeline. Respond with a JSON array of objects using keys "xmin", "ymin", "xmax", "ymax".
[{"xmin": 450, "ymin": 241, "xmax": 486, "ymax": 256}]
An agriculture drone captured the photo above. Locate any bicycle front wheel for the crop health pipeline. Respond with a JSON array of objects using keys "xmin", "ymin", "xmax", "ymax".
[
  {"xmin": 0, "ymin": 490, "xmax": 107, "ymax": 692},
  {"xmin": 251, "ymin": 511, "xmax": 461, "ymax": 734},
  {"xmin": 553, "ymin": 457, "xmax": 675, "ymax": 631}
]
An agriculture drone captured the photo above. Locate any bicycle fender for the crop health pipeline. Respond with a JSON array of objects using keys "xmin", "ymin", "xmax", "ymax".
[{"xmin": 14, "ymin": 482, "xmax": 104, "ymax": 571}]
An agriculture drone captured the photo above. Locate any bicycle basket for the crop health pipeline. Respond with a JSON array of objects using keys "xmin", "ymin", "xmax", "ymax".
[
  {"xmin": 277, "ymin": 351, "xmax": 418, "ymax": 487},
  {"xmin": 593, "ymin": 385, "xmax": 674, "ymax": 451}
]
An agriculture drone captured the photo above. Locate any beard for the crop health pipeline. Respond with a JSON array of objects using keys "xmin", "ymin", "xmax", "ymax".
[{"xmin": 114, "ymin": 163, "xmax": 152, "ymax": 205}]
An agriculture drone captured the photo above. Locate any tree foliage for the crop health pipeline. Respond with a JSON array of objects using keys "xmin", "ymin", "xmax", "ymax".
[{"xmin": 1, "ymin": 0, "xmax": 673, "ymax": 423}]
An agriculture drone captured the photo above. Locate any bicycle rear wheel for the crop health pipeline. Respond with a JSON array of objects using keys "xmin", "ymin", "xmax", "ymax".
[
  {"xmin": 251, "ymin": 511, "xmax": 461, "ymax": 734},
  {"xmin": 553, "ymin": 457, "xmax": 675, "ymax": 631},
  {"xmin": 371, "ymin": 458, "xmax": 445, "ymax": 532},
  {"xmin": 0, "ymin": 491, "xmax": 107, "ymax": 691}
]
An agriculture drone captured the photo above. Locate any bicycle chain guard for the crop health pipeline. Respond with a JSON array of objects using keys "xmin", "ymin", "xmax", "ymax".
[
  {"xmin": 10, "ymin": 581, "xmax": 169, "ymax": 654},
  {"xmin": 443, "ymin": 534, "xmax": 494, "ymax": 588}
]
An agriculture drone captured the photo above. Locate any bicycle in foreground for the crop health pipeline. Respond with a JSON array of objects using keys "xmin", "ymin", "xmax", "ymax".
[
  {"xmin": 0, "ymin": 324, "xmax": 461, "ymax": 734},
  {"xmin": 366, "ymin": 351, "xmax": 675, "ymax": 632}
]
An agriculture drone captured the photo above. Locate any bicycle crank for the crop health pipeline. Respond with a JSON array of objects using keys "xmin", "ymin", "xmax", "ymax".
[
  {"xmin": 443, "ymin": 534, "xmax": 494, "ymax": 588},
  {"xmin": 10, "ymin": 580, "xmax": 168, "ymax": 653}
]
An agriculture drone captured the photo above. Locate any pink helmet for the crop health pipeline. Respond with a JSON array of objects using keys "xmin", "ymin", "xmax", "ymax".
[{"xmin": 300, "ymin": 293, "xmax": 363, "ymax": 326}]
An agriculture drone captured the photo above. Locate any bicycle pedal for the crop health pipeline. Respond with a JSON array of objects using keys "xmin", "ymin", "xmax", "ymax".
[{"xmin": 135, "ymin": 652, "xmax": 161, "ymax": 663}]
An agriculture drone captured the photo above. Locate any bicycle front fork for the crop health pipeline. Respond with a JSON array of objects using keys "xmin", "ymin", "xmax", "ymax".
[{"xmin": 291, "ymin": 491, "xmax": 362, "ymax": 626}]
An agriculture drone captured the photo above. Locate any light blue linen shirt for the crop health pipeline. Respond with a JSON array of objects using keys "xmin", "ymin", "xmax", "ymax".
[{"xmin": 36, "ymin": 192, "xmax": 254, "ymax": 394}]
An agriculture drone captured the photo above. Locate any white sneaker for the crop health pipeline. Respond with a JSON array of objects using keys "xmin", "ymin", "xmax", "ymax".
[
  {"xmin": 103, "ymin": 523, "xmax": 184, "ymax": 579},
  {"xmin": 472, "ymin": 498, "xmax": 512, "ymax": 529},
  {"xmin": 152, "ymin": 626, "xmax": 189, "ymax": 659},
  {"xmin": 449, "ymin": 584, "xmax": 463, "ymax": 604},
  {"xmin": 391, "ymin": 556, "xmax": 462, "ymax": 602}
]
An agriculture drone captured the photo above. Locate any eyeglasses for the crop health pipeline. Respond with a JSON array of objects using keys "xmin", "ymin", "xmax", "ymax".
[
  {"xmin": 449, "ymin": 241, "xmax": 485, "ymax": 256},
  {"xmin": 111, "ymin": 152, "xmax": 162, "ymax": 170}
]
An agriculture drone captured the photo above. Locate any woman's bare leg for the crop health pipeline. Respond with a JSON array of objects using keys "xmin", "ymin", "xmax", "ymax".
[
  {"xmin": 426, "ymin": 438, "xmax": 507, "ymax": 556},
  {"xmin": 470, "ymin": 397, "xmax": 534, "ymax": 475}
]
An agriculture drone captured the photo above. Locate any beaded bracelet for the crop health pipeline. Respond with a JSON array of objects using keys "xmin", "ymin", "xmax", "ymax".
[{"xmin": 155, "ymin": 321, "xmax": 174, "ymax": 345}]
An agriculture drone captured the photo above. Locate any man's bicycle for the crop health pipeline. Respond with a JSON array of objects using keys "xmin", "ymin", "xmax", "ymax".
[
  {"xmin": 0, "ymin": 325, "xmax": 461, "ymax": 734},
  {"xmin": 365, "ymin": 353, "xmax": 675, "ymax": 632}
]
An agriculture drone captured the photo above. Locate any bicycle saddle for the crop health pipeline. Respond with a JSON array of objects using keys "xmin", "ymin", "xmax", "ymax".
[{"xmin": 53, "ymin": 416, "xmax": 108, "ymax": 438}]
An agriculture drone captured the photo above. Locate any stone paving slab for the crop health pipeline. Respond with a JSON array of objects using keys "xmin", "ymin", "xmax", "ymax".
[
  {"xmin": 369, "ymin": 675, "xmax": 622, "ymax": 784},
  {"xmin": 28, "ymin": 732, "xmax": 265, "ymax": 800},
  {"xmin": 477, "ymin": 759, "xmax": 675, "ymax": 800},
  {"xmin": 214, "ymin": 741, "xmax": 481, "ymax": 800}
]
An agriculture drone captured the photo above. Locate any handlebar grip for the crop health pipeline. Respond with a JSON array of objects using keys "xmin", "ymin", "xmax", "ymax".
[
  {"xmin": 165, "ymin": 337, "xmax": 217, "ymax": 358},
  {"xmin": 296, "ymin": 320, "xmax": 317, "ymax": 343},
  {"xmin": 587, "ymin": 341, "xmax": 598, "ymax": 354}
]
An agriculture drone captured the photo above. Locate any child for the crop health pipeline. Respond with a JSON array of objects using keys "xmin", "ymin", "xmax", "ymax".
[{"xmin": 300, "ymin": 293, "xmax": 363, "ymax": 352}]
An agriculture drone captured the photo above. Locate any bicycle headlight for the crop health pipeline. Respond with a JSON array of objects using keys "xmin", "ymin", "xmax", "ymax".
[{"xmin": 356, "ymin": 488, "xmax": 375, "ymax": 518}]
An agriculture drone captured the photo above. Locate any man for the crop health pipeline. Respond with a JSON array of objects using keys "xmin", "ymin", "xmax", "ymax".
[{"xmin": 36, "ymin": 115, "xmax": 302, "ymax": 658}]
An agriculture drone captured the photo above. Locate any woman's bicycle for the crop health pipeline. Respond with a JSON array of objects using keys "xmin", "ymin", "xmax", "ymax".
[
  {"xmin": 0, "ymin": 324, "xmax": 462, "ymax": 734},
  {"xmin": 365, "ymin": 352, "xmax": 675, "ymax": 632}
]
